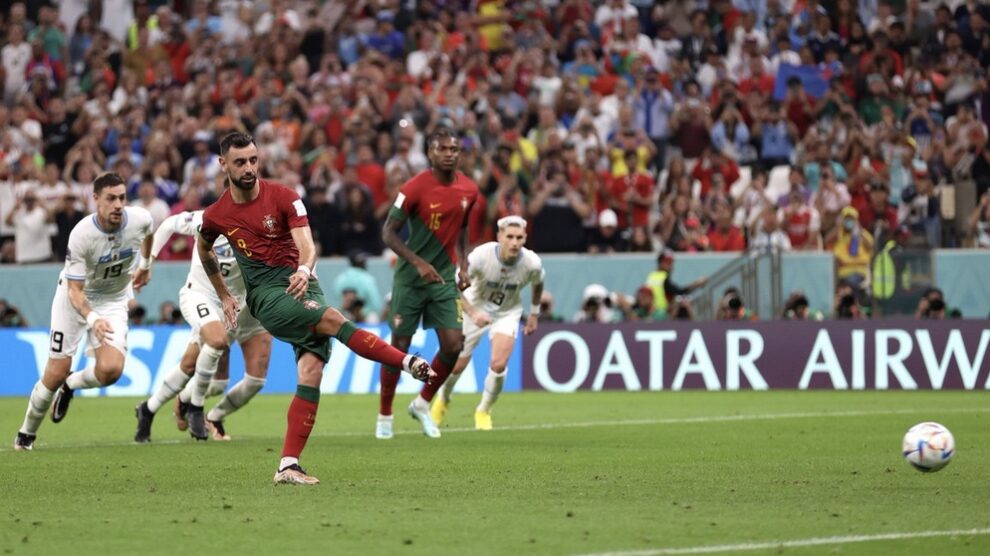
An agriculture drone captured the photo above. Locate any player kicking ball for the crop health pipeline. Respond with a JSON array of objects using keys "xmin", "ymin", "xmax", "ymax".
[
  {"xmin": 377, "ymin": 126, "xmax": 479, "ymax": 439},
  {"xmin": 430, "ymin": 216, "xmax": 544, "ymax": 430},
  {"xmin": 14, "ymin": 174, "xmax": 154, "ymax": 450},
  {"xmin": 198, "ymin": 132, "xmax": 435, "ymax": 485},
  {"xmin": 134, "ymin": 209, "xmax": 272, "ymax": 442}
]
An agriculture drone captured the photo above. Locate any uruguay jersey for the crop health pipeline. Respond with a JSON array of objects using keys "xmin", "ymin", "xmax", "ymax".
[
  {"xmin": 60, "ymin": 206, "xmax": 154, "ymax": 300},
  {"xmin": 151, "ymin": 210, "xmax": 246, "ymax": 299},
  {"xmin": 463, "ymin": 242, "xmax": 544, "ymax": 316}
]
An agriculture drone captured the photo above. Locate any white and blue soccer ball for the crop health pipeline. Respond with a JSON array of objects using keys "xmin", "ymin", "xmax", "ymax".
[{"xmin": 902, "ymin": 422, "xmax": 955, "ymax": 473}]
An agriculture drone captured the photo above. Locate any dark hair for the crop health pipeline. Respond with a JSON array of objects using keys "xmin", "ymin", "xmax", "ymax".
[
  {"xmin": 93, "ymin": 172, "xmax": 125, "ymax": 194},
  {"xmin": 219, "ymin": 132, "xmax": 255, "ymax": 155},
  {"xmin": 428, "ymin": 126, "xmax": 457, "ymax": 149}
]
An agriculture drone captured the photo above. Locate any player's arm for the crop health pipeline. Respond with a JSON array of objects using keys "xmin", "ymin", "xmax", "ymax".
[
  {"xmin": 132, "ymin": 232, "xmax": 155, "ymax": 292},
  {"xmin": 456, "ymin": 215, "xmax": 471, "ymax": 291},
  {"xmin": 286, "ymin": 225, "xmax": 317, "ymax": 300},
  {"xmin": 524, "ymin": 280, "xmax": 544, "ymax": 335},
  {"xmin": 67, "ymin": 279, "xmax": 114, "ymax": 345},
  {"xmin": 198, "ymin": 229, "xmax": 238, "ymax": 329},
  {"xmin": 383, "ymin": 212, "xmax": 444, "ymax": 284},
  {"xmin": 460, "ymin": 292, "xmax": 491, "ymax": 327}
]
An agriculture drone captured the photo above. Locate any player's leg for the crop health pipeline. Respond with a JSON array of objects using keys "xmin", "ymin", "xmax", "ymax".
[
  {"xmin": 207, "ymin": 330, "xmax": 272, "ymax": 440},
  {"xmin": 432, "ymin": 317, "xmax": 485, "ymax": 425},
  {"xmin": 184, "ymin": 320, "xmax": 227, "ymax": 440},
  {"xmin": 173, "ymin": 341, "xmax": 199, "ymax": 431},
  {"xmin": 475, "ymin": 332, "xmax": 516, "ymax": 431},
  {"xmin": 407, "ymin": 325, "xmax": 461, "ymax": 438},
  {"xmin": 314, "ymin": 306, "xmax": 431, "ymax": 377},
  {"xmin": 135, "ymin": 340, "xmax": 198, "ymax": 443},
  {"xmin": 274, "ymin": 349, "xmax": 324, "ymax": 486},
  {"xmin": 376, "ymin": 334, "xmax": 410, "ymax": 440},
  {"xmin": 206, "ymin": 352, "xmax": 230, "ymax": 398},
  {"xmin": 15, "ymin": 356, "xmax": 73, "ymax": 450}
]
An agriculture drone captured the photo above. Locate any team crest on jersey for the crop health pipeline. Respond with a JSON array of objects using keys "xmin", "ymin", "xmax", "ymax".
[
  {"xmin": 303, "ymin": 299, "xmax": 320, "ymax": 311},
  {"xmin": 262, "ymin": 214, "xmax": 276, "ymax": 233}
]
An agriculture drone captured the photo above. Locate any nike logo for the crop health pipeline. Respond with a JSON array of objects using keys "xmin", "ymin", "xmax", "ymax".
[
  {"xmin": 227, "ymin": 227, "xmax": 239, "ymax": 236},
  {"xmin": 429, "ymin": 202, "xmax": 442, "ymax": 209}
]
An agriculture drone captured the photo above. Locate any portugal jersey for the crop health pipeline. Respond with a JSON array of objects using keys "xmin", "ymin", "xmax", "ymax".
[
  {"xmin": 200, "ymin": 179, "xmax": 309, "ymax": 293},
  {"xmin": 389, "ymin": 169, "xmax": 479, "ymax": 285},
  {"xmin": 463, "ymin": 242, "xmax": 544, "ymax": 316},
  {"xmin": 151, "ymin": 210, "xmax": 246, "ymax": 299},
  {"xmin": 60, "ymin": 206, "xmax": 154, "ymax": 300}
]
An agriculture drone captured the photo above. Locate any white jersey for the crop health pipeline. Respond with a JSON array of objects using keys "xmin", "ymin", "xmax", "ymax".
[
  {"xmin": 463, "ymin": 242, "xmax": 544, "ymax": 316},
  {"xmin": 60, "ymin": 206, "xmax": 154, "ymax": 300},
  {"xmin": 150, "ymin": 210, "xmax": 246, "ymax": 299}
]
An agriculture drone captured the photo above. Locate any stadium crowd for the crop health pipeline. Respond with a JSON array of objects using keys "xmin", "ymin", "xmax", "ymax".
[{"xmin": 0, "ymin": 0, "xmax": 988, "ymax": 321}]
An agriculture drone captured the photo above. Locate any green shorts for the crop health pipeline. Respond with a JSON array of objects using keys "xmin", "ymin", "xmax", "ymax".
[
  {"xmin": 389, "ymin": 281, "xmax": 462, "ymax": 336},
  {"xmin": 247, "ymin": 277, "xmax": 331, "ymax": 362}
]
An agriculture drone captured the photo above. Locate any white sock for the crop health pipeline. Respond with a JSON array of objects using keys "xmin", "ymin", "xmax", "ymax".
[
  {"xmin": 206, "ymin": 379, "xmax": 229, "ymax": 398},
  {"xmin": 65, "ymin": 366, "xmax": 102, "ymax": 390},
  {"xmin": 147, "ymin": 364, "xmax": 191, "ymax": 413},
  {"xmin": 477, "ymin": 369, "xmax": 505, "ymax": 413},
  {"xmin": 411, "ymin": 395, "xmax": 430, "ymax": 411},
  {"xmin": 279, "ymin": 456, "xmax": 298, "ymax": 471},
  {"xmin": 377, "ymin": 414, "xmax": 393, "ymax": 422},
  {"xmin": 190, "ymin": 345, "xmax": 224, "ymax": 406},
  {"xmin": 19, "ymin": 381, "xmax": 55, "ymax": 435},
  {"xmin": 208, "ymin": 375, "xmax": 265, "ymax": 421},
  {"xmin": 441, "ymin": 371, "xmax": 464, "ymax": 403}
]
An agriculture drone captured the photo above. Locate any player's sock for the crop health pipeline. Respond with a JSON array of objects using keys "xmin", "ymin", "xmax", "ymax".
[
  {"xmin": 379, "ymin": 367, "xmax": 401, "ymax": 416},
  {"xmin": 418, "ymin": 351, "xmax": 457, "ymax": 402},
  {"xmin": 178, "ymin": 376, "xmax": 193, "ymax": 403},
  {"xmin": 441, "ymin": 371, "xmax": 464, "ymax": 404},
  {"xmin": 147, "ymin": 364, "xmax": 191, "ymax": 413},
  {"xmin": 206, "ymin": 379, "xmax": 228, "ymax": 398},
  {"xmin": 208, "ymin": 375, "xmax": 265, "ymax": 421},
  {"xmin": 282, "ymin": 385, "xmax": 319, "ymax": 461},
  {"xmin": 190, "ymin": 345, "xmax": 223, "ymax": 406},
  {"xmin": 337, "ymin": 322, "xmax": 407, "ymax": 368},
  {"xmin": 19, "ymin": 381, "xmax": 54, "ymax": 435},
  {"xmin": 65, "ymin": 366, "xmax": 102, "ymax": 389},
  {"xmin": 478, "ymin": 369, "xmax": 506, "ymax": 412}
]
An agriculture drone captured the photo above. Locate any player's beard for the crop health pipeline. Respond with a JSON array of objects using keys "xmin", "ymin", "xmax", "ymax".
[{"xmin": 231, "ymin": 173, "xmax": 257, "ymax": 190}]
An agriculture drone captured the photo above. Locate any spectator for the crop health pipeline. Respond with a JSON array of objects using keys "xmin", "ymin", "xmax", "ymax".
[
  {"xmin": 128, "ymin": 300, "xmax": 148, "ymax": 326},
  {"xmin": 969, "ymin": 191, "xmax": 990, "ymax": 247},
  {"xmin": 782, "ymin": 291, "xmax": 824, "ymax": 320},
  {"xmin": 5, "ymin": 191, "xmax": 52, "ymax": 263},
  {"xmin": 716, "ymin": 288, "xmax": 757, "ymax": 320},
  {"xmin": 749, "ymin": 209, "xmax": 792, "ymax": 254},
  {"xmin": 0, "ymin": 298, "xmax": 27, "ymax": 327},
  {"xmin": 157, "ymin": 301, "xmax": 182, "ymax": 325},
  {"xmin": 332, "ymin": 250, "xmax": 383, "ymax": 321},
  {"xmin": 131, "ymin": 179, "xmax": 170, "ymax": 230},
  {"xmin": 182, "ymin": 132, "xmax": 221, "ymax": 185},
  {"xmin": 830, "ymin": 206, "xmax": 874, "ymax": 288},
  {"xmin": 833, "ymin": 281, "xmax": 865, "ymax": 319},
  {"xmin": 777, "ymin": 188, "xmax": 822, "ymax": 250},
  {"xmin": 528, "ymin": 163, "xmax": 592, "ymax": 253},
  {"xmin": 899, "ymin": 163, "xmax": 941, "ymax": 247},
  {"xmin": 626, "ymin": 285, "xmax": 666, "ymax": 321},
  {"xmin": 2, "ymin": 25, "xmax": 31, "ymax": 104},
  {"xmin": 573, "ymin": 283, "xmax": 621, "ymax": 323},
  {"xmin": 587, "ymin": 208, "xmax": 627, "ymax": 253},
  {"xmin": 916, "ymin": 287, "xmax": 953, "ymax": 319},
  {"xmin": 708, "ymin": 202, "xmax": 746, "ymax": 252},
  {"xmin": 335, "ymin": 175, "xmax": 382, "ymax": 256},
  {"xmin": 52, "ymin": 191, "xmax": 84, "ymax": 261}
]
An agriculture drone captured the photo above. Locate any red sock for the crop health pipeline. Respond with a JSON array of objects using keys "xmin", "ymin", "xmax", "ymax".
[
  {"xmin": 419, "ymin": 353, "xmax": 455, "ymax": 402},
  {"xmin": 282, "ymin": 386, "xmax": 319, "ymax": 458},
  {"xmin": 345, "ymin": 329, "xmax": 406, "ymax": 368},
  {"xmin": 379, "ymin": 367, "xmax": 400, "ymax": 416}
]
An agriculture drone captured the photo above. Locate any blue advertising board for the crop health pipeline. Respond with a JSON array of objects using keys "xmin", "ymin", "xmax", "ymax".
[{"xmin": 0, "ymin": 325, "xmax": 522, "ymax": 397}]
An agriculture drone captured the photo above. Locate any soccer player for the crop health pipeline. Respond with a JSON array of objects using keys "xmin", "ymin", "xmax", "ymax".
[
  {"xmin": 376, "ymin": 126, "xmax": 479, "ymax": 440},
  {"xmin": 134, "ymin": 209, "xmax": 272, "ymax": 442},
  {"xmin": 430, "ymin": 216, "xmax": 544, "ymax": 430},
  {"xmin": 14, "ymin": 173, "xmax": 154, "ymax": 450},
  {"xmin": 198, "ymin": 132, "xmax": 433, "ymax": 485}
]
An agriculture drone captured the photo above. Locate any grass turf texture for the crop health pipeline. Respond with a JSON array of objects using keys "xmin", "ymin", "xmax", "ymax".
[{"xmin": 1, "ymin": 391, "xmax": 989, "ymax": 556}]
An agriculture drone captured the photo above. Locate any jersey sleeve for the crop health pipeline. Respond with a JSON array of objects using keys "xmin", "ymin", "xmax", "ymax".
[
  {"xmin": 199, "ymin": 206, "xmax": 221, "ymax": 243},
  {"xmin": 151, "ymin": 211, "xmax": 201, "ymax": 258},
  {"xmin": 279, "ymin": 186, "xmax": 309, "ymax": 228},
  {"xmin": 387, "ymin": 180, "xmax": 417, "ymax": 223},
  {"xmin": 466, "ymin": 245, "xmax": 485, "ymax": 281},
  {"xmin": 527, "ymin": 252, "xmax": 545, "ymax": 284},
  {"xmin": 63, "ymin": 227, "xmax": 89, "ymax": 281}
]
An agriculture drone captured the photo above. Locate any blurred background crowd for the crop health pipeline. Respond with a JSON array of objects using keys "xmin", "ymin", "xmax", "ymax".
[{"xmin": 0, "ymin": 0, "xmax": 987, "ymax": 324}]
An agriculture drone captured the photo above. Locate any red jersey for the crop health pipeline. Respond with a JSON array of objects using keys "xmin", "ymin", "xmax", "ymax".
[
  {"xmin": 608, "ymin": 172, "xmax": 654, "ymax": 228},
  {"xmin": 388, "ymin": 169, "xmax": 479, "ymax": 285},
  {"xmin": 200, "ymin": 179, "xmax": 309, "ymax": 292}
]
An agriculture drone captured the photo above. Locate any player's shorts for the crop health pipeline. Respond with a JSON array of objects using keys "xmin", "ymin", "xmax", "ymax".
[
  {"xmin": 246, "ymin": 273, "xmax": 331, "ymax": 362},
  {"xmin": 180, "ymin": 286, "xmax": 266, "ymax": 345},
  {"xmin": 389, "ymin": 280, "xmax": 462, "ymax": 336},
  {"xmin": 48, "ymin": 279, "xmax": 128, "ymax": 359},
  {"xmin": 461, "ymin": 309, "xmax": 522, "ymax": 356}
]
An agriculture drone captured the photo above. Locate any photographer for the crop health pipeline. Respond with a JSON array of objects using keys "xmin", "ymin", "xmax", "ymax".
[
  {"xmin": 572, "ymin": 284, "xmax": 622, "ymax": 323},
  {"xmin": 916, "ymin": 287, "xmax": 952, "ymax": 319},
  {"xmin": 716, "ymin": 288, "xmax": 756, "ymax": 320},
  {"xmin": 833, "ymin": 282, "xmax": 864, "ymax": 320}
]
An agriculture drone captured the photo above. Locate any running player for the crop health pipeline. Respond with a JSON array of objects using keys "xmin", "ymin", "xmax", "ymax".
[
  {"xmin": 430, "ymin": 216, "xmax": 543, "ymax": 430},
  {"xmin": 14, "ymin": 173, "xmax": 154, "ymax": 450},
  {"xmin": 376, "ymin": 126, "xmax": 479, "ymax": 440},
  {"xmin": 198, "ymin": 132, "xmax": 434, "ymax": 485},
  {"xmin": 134, "ymin": 209, "xmax": 272, "ymax": 442}
]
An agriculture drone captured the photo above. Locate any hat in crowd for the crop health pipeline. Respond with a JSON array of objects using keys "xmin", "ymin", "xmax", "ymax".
[
  {"xmin": 377, "ymin": 10, "xmax": 395, "ymax": 22},
  {"xmin": 582, "ymin": 283, "xmax": 609, "ymax": 302},
  {"xmin": 599, "ymin": 209, "xmax": 618, "ymax": 228}
]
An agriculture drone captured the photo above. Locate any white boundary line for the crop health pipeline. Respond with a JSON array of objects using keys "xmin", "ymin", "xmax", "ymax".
[
  {"xmin": 575, "ymin": 527, "xmax": 990, "ymax": 556},
  {"xmin": 3, "ymin": 406, "xmax": 989, "ymax": 453}
]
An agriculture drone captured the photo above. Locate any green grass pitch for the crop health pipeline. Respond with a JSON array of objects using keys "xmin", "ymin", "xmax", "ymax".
[{"xmin": 1, "ymin": 391, "xmax": 989, "ymax": 555}]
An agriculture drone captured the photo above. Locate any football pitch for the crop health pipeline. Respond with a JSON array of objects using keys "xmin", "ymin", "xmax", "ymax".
[{"xmin": 1, "ymin": 391, "xmax": 989, "ymax": 555}]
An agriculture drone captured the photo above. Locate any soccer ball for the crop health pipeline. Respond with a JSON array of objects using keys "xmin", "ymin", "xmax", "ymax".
[{"xmin": 902, "ymin": 422, "xmax": 955, "ymax": 473}]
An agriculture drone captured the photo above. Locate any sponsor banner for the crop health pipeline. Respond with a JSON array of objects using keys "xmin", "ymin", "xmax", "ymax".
[
  {"xmin": 0, "ymin": 325, "xmax": 521, "ymax": 397},
  {"xmin": 523, "ymin": 321, "xmax": 990, "ymax": 391}
]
